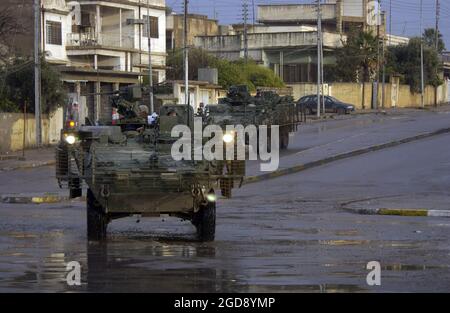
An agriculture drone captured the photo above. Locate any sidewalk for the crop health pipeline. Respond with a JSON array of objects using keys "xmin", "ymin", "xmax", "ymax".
[
  {"xmin": 0, "ymin": 147, "xmax": 56, "ymax": 172},
  {"xmin": 246, "ymin": 108, "xmax": 450, "ymax": 179}
]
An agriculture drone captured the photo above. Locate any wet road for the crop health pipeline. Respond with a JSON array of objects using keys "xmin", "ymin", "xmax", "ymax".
[{"xmin": 1, "ymin": 115, "xmax": 450, "ymax": 293}]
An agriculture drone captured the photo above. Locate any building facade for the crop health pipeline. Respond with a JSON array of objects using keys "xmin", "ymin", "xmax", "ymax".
[
  {"xmin": 2, "ymin": 0, "xmax": 168, "ymax": 124},
  {"xmin": 195, "ymin": 25, "xmax": 345, "ymax": 84},
  {"xmin": 194, "ymin": 0, "xmax": 389, "ymax": 84},
  {"xmin": 166, "ymin": 13, "xmax": 220, "ymax": 51},
  {"xmin": 258, "ymin": 0, "xmax": 385, "ymax": 35}
]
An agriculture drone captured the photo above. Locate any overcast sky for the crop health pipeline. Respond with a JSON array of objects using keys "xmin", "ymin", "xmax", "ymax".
[{"xmin": 166, "ymin": 0, "xmax": 450, "ymax": 49}]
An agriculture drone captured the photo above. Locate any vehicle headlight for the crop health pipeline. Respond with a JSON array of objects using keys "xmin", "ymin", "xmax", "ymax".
[
  {"xmin": 65, "ymin": 135, "xmax": 76, "ymax": 145},
  {"xmin": 223, "ymin": 132, "xmax": 235, "ymax": 144},
  {"xmin": 206, "ymin": 193, "xmax": 217, "ymax": 203}
]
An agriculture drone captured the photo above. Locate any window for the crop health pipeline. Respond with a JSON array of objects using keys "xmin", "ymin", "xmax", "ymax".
[
  {"xmin": 143, "ymin": 16, "xmax": 159, "ymax": 39},
  {"xmin": 46, "ymin": 21, "xmax": 62, "ymax": 45}
]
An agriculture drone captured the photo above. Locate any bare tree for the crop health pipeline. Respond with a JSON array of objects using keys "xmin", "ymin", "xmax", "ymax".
[{"xmin": 0, "ymin": 7, "xmax": 24, "ymax": 61}]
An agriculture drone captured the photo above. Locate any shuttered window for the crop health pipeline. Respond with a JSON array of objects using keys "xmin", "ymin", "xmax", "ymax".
[
  {"xmin": 143, "ymin": 16, "xmax": 159, "ymax": 39},
  {"xmin": 46, "ymin": 21, "xmax": 62, "ymax": 45}
]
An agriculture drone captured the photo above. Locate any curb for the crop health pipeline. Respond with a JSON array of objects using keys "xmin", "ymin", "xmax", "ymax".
[
  {"xmin": 343, "ymin": 207, "xmax": 450, "ymax": 218},
  {"xmin": 1, "ymin": 194, "xmax": 71, "ymax": 204},
  {"xmin": 0, "ymin": 161, "xmax": 56, "ymax": 173},
  {"xmin": 244, "ymin": 127, "xmax": 450, "ymax": 185}
]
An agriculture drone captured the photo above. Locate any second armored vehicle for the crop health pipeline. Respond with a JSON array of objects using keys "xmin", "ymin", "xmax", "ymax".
[{"xmin": 206, "ymin": 85, "xmax": 302, "ymax": 150}]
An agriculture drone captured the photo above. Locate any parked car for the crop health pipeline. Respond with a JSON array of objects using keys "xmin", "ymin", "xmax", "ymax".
[{"xmin": 297, "ymin": 95, "xmax": 355, "ymax": 115}]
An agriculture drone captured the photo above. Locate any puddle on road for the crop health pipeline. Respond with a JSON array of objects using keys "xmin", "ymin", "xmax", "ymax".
[
  {"xmin": 247, "ymin": 283, "xmax": 367, "ymax": 293},
  {"xmin": 319, "ymin": 240, "xmax": 369, "ymax": 246},
  {"xmin": 383, "ymin": 264, "xmax": 449, "ymax": 271}
]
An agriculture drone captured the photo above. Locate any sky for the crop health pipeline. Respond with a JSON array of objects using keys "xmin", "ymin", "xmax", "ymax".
[{"xmin": 166, "ymin": 0, "xmax": 450, "ymax": 49}]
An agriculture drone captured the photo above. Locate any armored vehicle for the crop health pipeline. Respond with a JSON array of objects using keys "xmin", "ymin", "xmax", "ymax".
[
  {"xmin": 56, "ymin": 86, "xmax": 244, "ymax": 241},
  {"xmin": 206, "ymin": 85, "xmax": 302, "ymax": 150}
]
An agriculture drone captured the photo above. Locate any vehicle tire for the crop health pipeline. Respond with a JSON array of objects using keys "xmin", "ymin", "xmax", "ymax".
[
  {"xmin": 304, "ymin": 107, "xmax": 312, "ymax": 116},
  {"xmin": 70, "ymin": 178, "xmax": 82, "ymax": 199},
  {"xmin": 87, "ymin": 189, "xmax": 108, "ymax": 241},
  {"xmin": 337, "ymin": 108, "xmax": 346, "ymax": 115},
  {"xmin": 193, "ymin": 202, "xmax": 216, "ymax": 242},
  {"xmin": 56, "ymin": 143, "xmax": 69, "ymax": 177}
]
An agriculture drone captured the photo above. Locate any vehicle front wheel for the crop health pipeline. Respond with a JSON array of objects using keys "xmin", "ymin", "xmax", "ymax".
[
  {"xmin": 304, "ymin": 107, "xmax": 312, "ymax": 115},
  {"xmin": 70, "ymin": 178, "xmax": 82, "ymax": 199},
  {"xmin": 87, "ymin": 189, "xmax": 109, "ymax": 241},
  {"xmin": 192, "ymin": 202, "xmax": 216, "ymax": 242},
  {"xmin": 337, "ymin": 108, "xmax": 346, "ymax": 115}
]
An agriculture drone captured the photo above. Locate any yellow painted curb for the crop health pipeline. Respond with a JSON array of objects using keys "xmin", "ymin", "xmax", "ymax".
[
  {"xmin": 31, "ymin": 196, "xmax": 64, "ymax": 204},
  {"xmin": 378, "ymin": 209, "xmax": 428, "ymax": 217}
]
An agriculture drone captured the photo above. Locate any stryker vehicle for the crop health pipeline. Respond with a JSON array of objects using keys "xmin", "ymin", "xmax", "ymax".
[
  {"xmin": 56, "ymin": 86, "xmax": 244, "ymax": 241},
  {"xmin": 206, "ymin": 85, "xmax": 302, "ymax": 150}
]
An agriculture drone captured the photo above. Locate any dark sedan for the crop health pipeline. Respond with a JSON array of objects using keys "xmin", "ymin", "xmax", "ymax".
[{"xmin": 297, "ymin": 95, "xmax": 356, "ymax": 115}]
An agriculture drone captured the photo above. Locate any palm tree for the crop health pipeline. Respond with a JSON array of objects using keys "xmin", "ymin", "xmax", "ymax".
[
  {"xmin": 353, "ymin": 31, "xmax": 378, "ymax": 109},
  {"xmin": 335, "ymin": 30, "xmax": 379, "ymax": 109}
]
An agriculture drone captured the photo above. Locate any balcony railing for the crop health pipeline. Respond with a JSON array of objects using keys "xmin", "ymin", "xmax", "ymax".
[{"xmin": 67, "ymin": 33, "xmax": 134, "ymax": 49}]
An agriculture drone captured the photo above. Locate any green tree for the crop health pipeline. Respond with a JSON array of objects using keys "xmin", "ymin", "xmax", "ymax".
[
  {"xmin": 167, "ymin": 48, "xmax": 284, "ymax": 91},
  {"xmin": 0, "ymin": 57, "xmax": 67, "ymax": 113},
  {"xmin": 387, "ymin": 37, "xmax": 442, "ymax": 92},
  {"xmin": 331, "ymin": 30, "xmax": 379, "ymax": 83},
  {"xmin": 423, "ymin": 28, "xmax": 446, "ymax": 53}
]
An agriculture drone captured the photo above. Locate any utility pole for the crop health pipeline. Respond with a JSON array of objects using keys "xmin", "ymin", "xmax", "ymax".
[
  {"xmin": 420, "ymin": 0, "xmax": 425, "ymax": 108},
  {"xmin": 252, "ymin": 0, "xmax": 256, "ymax": 27},
  {"xmin": 316, "ymin": 0, "xmax": 322, "ymax": 118},
  {"xmin": 34, "ymin": 0, "xmax": 42, "ymax": 147},
  {"xmin": 375, "ymin": 0, "xmax": 381, "ymax": 110},
  {"xmin": 435, "ymin": 0, "xmax": 440, "ymax": 106},
  {"xmin": 382, "ymin": 30, "xmax": 386, "ymax": 108},
  {"xmin": 147, "ymin": 0, "xmax": 154, "ymax": 113},
  {"xmin": 243, "ymin": 0, "xmax": 249, "ymax": 62},
  {"xmin": 320, "ymin": 23, "xmax": 325, "ymax": 115},
  {"xmin": 389, "ymin": 0, "xmax": 392, "ymax": 46},
  {"xmin": 435, "ymin": 0, "xmax": 440, "ymax": 51},
  {"xmin": 183, "ymin": 0, "xmax": 189, "ymax": 110}
]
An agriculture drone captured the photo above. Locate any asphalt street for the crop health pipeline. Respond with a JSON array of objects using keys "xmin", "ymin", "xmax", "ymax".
[{"xmin": 0, "ymin": 111, "xmax": 450, "ymax": 293}]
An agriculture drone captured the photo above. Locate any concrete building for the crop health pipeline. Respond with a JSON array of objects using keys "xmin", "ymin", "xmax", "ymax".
[
  {"xmin": 1, "ymin": 0, "xmax": 168, "ymax": 124},
  {"xmin": 385, "ymin": 34, "xmax": 410, "ymax": 47},
  {"xmin": 195, "ymin": 24, "xmax": 344, "ymax": 84},
  {"xmin": 166, "ymin": 13, "xmax": 220, "ymax": 51},
  {"xmin": 194, "ymin": 1, "xmax": 391, "ymax": 84},
  {"xmin": 443, "ymin": 52, "xmax": 450, "ymax": 80},
  {"xmin": 257, "ymin": 0, "xmax": 385, "ymax": 35}
]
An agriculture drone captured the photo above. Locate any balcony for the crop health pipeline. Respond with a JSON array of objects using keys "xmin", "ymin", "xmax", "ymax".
[{"xmin": 66, "ymin": 32, "xmax": 135, "ymax": 50}]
